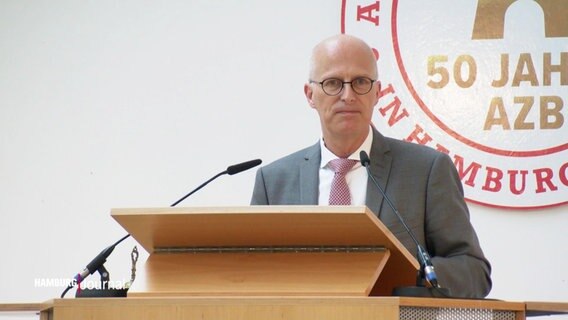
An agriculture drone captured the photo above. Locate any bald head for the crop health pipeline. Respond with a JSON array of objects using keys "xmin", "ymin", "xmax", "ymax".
[
  {"xmin": 303, "ymin": 34, "xmax": 380, "ymax": 158},
  {"xmin": 309, "ymin": 34, "xmax": 378, "ymax": 80}
]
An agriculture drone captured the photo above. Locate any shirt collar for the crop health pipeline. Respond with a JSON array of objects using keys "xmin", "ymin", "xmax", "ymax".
[{"xmin": 320, "ymin": 126, "xmax": 373, "ymax": 168}]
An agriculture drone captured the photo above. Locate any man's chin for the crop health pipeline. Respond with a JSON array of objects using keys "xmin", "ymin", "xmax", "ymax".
[{"xmin": 332, "ymin": 123, "xmax": 369, "ymax": 137}]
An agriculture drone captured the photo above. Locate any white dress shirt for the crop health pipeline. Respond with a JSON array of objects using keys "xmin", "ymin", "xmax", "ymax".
[{"xmin": 318, "ymin": 126, "xmax": 373, "ymax": 205}]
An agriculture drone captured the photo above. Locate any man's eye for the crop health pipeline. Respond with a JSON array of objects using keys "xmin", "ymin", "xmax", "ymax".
[
  {"xmin": 353, "ymin": 78, "xmax": 370, "ymax": 86},
  {"xmin": 324, "ymin": 79, "xmax": 342, "ymax": 88}
]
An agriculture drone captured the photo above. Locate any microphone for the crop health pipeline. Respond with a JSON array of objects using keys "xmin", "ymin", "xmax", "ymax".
[
  {"xmin": 76, "ymin": 234, "xmax": 131, "ymax": 282},
  {"xmin": 171, "ymin": 158, "xmax": 262, "ymax": 206},
  {"xmin": 359, "ymin": 151, "xmax": 447, "ymax": 296},
  {"xmin": 227, "ymin": 159, "xmax": 263, "ymax": 175},
  {"xmin": 61, "ymin": 234, "xmax": 131, "ymax": 298},
  {"xmin": 61, "ymin": 158, "xmax": 262, "ymax": 298}
]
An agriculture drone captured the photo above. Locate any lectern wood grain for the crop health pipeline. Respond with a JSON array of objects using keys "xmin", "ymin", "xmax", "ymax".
[
  {"xmin": 40, "ymin": 297, "xmax": 527, "ymax": 320},
  {"xmin": 133, "ymin": 250, "xmax": 389, "ymax": 296},
  {"xmin": 111, "ymin": 206, "xmax": 419, "ymax": 297}
]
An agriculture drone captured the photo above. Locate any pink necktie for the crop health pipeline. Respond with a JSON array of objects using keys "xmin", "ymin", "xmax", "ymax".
[{"xmin": 328, "ymin": 158, "xmax": 358, "ymax": 205}]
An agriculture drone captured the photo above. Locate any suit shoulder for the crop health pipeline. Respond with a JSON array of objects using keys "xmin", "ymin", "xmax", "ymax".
[
  {"xmin": 260, "ymin": 144, "xmax": 318, "ymax": 173},
  {"xmin": 384, "ymin": 136, "xmax": 447, "ymax": 160}
]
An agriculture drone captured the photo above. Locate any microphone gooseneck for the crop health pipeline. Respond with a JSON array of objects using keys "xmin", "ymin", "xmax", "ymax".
[
  {"xmin": 170, "ymin": 158, "xmax": 262, "ymax": 206},
  {"xmin": 61, "ymin": 158, "xmax": 262, "ymax": 298},
  {"xmin": 359, "ymin": 151, "xmax": 442, "ymax": 291}
]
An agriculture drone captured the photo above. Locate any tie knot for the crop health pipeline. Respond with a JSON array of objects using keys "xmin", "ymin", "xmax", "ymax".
[{"xmin": 328, "ymin": 158, "xmax": 358, "ymax": 175}]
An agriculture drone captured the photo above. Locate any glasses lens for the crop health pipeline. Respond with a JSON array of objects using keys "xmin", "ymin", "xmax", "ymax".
[
  {"xmin": 321, "ymin": 78, "xmax": 343, "ymax": 95},
  {"xmin": 352, "ymin": 77, "xmax": 373, "ymax": 94}
]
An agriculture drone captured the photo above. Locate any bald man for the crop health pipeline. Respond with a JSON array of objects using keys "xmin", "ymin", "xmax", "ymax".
[{"xmin": 251, "ymin": 34, "xmax": 491, "ymax": 298}]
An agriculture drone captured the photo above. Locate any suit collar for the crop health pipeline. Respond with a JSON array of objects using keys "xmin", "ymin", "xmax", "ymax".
[
  {"xmin": 297, "ymin": 129, "xmax": 394, "ymax": 210},
  {"xmin": 365, "ymin": 128, "xmax": 393, "ymax": 217},
  {"xmin": 299, "ymin": 142, "xmax": 321, "ymax": 205}
]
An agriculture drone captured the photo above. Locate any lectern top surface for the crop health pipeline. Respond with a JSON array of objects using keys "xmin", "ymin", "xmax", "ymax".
[{"xmin": 111, "ymin": 206, "xmax": 411, "ymax": 260}]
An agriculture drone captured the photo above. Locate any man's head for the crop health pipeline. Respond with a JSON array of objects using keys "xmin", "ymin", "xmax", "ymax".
[{"xmin": 304, "ymin": 34, "xmax": 380, "ymax": 155}]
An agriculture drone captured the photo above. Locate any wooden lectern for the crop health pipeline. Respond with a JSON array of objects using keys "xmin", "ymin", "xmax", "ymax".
[
  {"xmin": 37, "ymin": 205, "xmax": 540, "ymax": 320},
  {"xmin": 110, "ymin": 205, "xmax": 419, "ymax": 297}
]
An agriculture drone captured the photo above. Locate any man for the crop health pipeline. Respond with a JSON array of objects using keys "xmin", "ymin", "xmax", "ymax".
[{"xmin": 250, "ymin": 34, "xmax": 491, "ymax": 298}]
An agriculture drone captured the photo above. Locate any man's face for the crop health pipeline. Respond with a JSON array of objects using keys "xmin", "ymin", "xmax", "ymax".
[{"xmin": 304, "ymin": 41, "xmax": 380, "ymax": 141}]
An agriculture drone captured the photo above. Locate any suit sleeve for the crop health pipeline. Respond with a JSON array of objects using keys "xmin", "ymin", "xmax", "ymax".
[{"xmin": 425, "ymin": 152, "xmax": 492, "ymax": 298}]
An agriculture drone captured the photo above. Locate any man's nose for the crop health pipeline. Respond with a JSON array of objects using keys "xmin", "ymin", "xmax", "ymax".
[{"xmin": 340, "ymin": 83, "xmax": 357, "ymax": 102}]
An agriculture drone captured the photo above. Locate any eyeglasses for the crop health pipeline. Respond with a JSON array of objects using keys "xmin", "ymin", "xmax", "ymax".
[{"xmin": 309, "ymin": 77, "xmax": 376, "ymax": 96}]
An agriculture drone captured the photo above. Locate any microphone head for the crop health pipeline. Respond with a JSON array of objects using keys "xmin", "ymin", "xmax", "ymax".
[
  {"xmin": 359, "ymin": 151, "xmax": 371, "ymax": 167},
  {"xmin": 226, "ymin": 159, "xmax": 262, "ymax": 175}
]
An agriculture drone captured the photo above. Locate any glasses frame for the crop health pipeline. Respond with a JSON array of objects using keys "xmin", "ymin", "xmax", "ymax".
[{"xmin": 309, "ymin": 77, "xmax": 377, "ymax": 96}]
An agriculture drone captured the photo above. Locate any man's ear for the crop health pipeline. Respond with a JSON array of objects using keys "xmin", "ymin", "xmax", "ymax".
[
  {"xmin": 373, "ymin": 81, "xmax": 381, "ymax": 106},
  {"xmin": 304, "ymin": 83, "xmax": 316, "ymax": 109}
]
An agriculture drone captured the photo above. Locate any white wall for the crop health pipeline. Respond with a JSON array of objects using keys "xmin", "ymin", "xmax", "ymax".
[{"xmin": 0, "ymin": 1, "xmax": 566, "ymax": 318}]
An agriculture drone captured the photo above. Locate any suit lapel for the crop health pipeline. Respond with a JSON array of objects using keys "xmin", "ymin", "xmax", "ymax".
[
  {"xmin": 366, "ymin": 128, "xmax": 393, "ymax": 219},
  {"xmin": 297, "ymin": 132, "xmax": 395, "ymax": 210},
  {"xmin": 299, "ymin": 142, "xmax": 321, "ymax": 205}
]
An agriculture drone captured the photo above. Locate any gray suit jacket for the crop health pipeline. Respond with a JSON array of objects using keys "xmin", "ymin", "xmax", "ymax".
[{"xmin": 251, "ymin": 128, "xmax": 492, "ymax": 298}]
